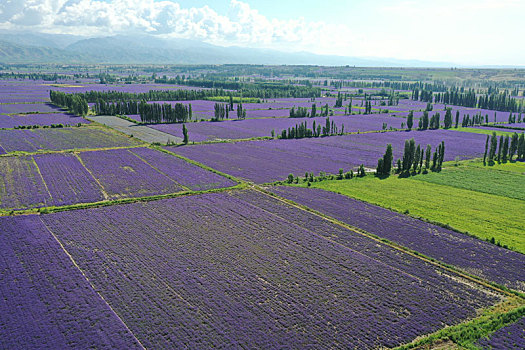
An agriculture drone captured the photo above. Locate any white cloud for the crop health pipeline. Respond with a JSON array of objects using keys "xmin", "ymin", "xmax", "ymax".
[{"xmin": 0, "ymin": 0, "xmax": 355, "ymax": 55}]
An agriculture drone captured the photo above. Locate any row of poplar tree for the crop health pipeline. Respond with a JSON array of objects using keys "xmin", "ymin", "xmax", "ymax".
[
  {"xmin": 278, "ymin": 117, "xmax": 344, "ymax": 139},
  {"xmin": 376, "ymin": 139, "xmax": 445, "ymax": 176},
  {"xmin": 49, "ymin": 91, "xmax": 88, "ymax": 116},
  {"xmin": 212, "ymin": 103, "xmax": 246, "ymax": 121},
  {"xmin": 483, "ymin": 132, "xmax": 525, "ymax": 165},
  {"xmin": 412, "ymin": 88, "xmax": 522, "ymax": 112}
]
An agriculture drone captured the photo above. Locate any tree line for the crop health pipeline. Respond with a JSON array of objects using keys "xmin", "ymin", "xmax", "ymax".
[
  {"xmin": 153, "ymin": 77, "xmax": 322, "ymax": 98},
  {"xmin": 412, "ymin": 88, "xmax": 522, "ymax": 112},
  {"xmin": 49, "ymin": 90, "xmax": 88, "ymax": 116},
  {"xmin": 289, "ymin": 104, "xmax": 330, "ymax": 118},
  {"xmin": 278, "ymin": 117, "xmax": 344, "ymax": 139},
  {"xmin": 138, "ymin": 101, "xmax": 192, "ymax": 123},
  {"xmin": 376, "ymin": 139, "xmax": 445, "ymax": 177},
  {"xmin": 483, "ymin": 132, "xmax": 525, "ymax": 165}
]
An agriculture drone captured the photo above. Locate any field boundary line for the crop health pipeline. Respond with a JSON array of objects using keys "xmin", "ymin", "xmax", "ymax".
[
  {"xmin": 127, "ymin": 148, "xmax": 191, "ymax": 191},
  {"xmin": 253, "ymin": 186, "xmax": 517, "ymax": 297},
  {"xmin": 73, "ymin": 152, "xmax": 110, "ymax": 200},
  {"xmin": 30, "ymin": 156, "xmax": 53, "ymax": 204},
  {"xmin": 39, "ymin": 218, "xmax": 147, "ymax": 350},
  {"xmin": 152, "ymin": 145, "xmax": 246, "ymax": 184},
  {"xmin": 0, "ymin": 144, "xmax": 146, "ymax": 158},
  {"xmin": 0, "ymin": 182, "xmax": 248, "ymax": 216}
]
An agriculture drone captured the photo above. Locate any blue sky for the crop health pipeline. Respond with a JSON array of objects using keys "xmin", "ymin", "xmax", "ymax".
[{"xmin": 1, "ymin": 0, "xmax": 524, "ymax": 65}]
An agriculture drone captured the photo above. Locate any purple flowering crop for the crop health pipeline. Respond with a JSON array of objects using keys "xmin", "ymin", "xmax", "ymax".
[
  {"xmin": 0, "ymin": 113, "xmax": 90, "ymax": 128},
  {"xmin": 169, "ymin": 129, "xmax": 486, "ymax": 183},
  {"xmin": 40, "ymin": 189, "xmax": 500, "ymax": 349},
  {"xmin": 0, "ymin": 127, "xmax": 139, "ymax": 153},
  {"xmin": 270, "ymin": 186, "xmax": 525, "ymax": 291},
  {"xmin": 0, "ymin": 215, "xmax": 142, "ymax": 349},
  {"xmin": 152, "ymin": 114, "xmax": 406, "ymax": 142},
  {"xmin": 476, "ymin": 317, "xmax": 525, "ymax": 349}
]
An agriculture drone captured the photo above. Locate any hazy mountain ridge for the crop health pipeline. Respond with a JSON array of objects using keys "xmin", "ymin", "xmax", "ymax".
[{"xmin": 0, "ymin": 32, "xmax": 456, "ymax": 67}]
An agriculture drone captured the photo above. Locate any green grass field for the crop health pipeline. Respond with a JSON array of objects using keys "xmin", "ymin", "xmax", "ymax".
[
  {"xmin": 310, "ymin": 174, "xmax": 525, "ymax": 254},
  {"xmin": 416, "ymin": 161, "xmax": 525, "ymax": 200},
  {"xmin": 452, "ymin": 127, "xmax": 521, "ymax": 136}
]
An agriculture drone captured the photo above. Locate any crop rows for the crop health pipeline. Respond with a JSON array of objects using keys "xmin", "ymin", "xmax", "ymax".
[
  {"xmin": 0, "ymin": 113, "xmax": 90, "ymax": 128},
  {"xmin": 41, "ymin": 189, "xmax": 501, "ymax": 349},
  {"xmin": 269, "ymin": 186, "xmax": 525, "ymax": 291},
  {"xmin": 0, "ymin": 127, "xmax": 141, "ymax": 154},
  {"xmin": 169, "ymin": 129, "xmax": 487, "ymax": 183},
  {"xmin": 152, "ymin": 114, "xmax": 406, "ymax": 142},
  {"xmin": 476, "ymin": 317, "xmax": 525, "ymax": 349},
  {"xmin": 0, "ymin": 215, "xmax": 142, "ymax": 349},
  {"xmin": 0, "ymin": 148, "xmax": 235, "ymax": 209}
]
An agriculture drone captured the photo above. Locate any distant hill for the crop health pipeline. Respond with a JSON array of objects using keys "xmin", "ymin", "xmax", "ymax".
[{"xmin": 0, "ymin": 32, "xmax": 455, "ymax": 67}]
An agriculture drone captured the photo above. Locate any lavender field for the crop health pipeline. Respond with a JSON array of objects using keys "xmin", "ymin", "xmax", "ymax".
[
  {"xmin": 0, "ymin": 127, "xmax": 141, "ymax": 154},
  {"xmin": 1, "ymin": 63, "xmax": 525, "ymax": 349},
  {"xmin": 40, "ymin": 189, "xmax": 502, "ymax": 349},
  {"xmin": 169, "ymin": 129, "xmax": 486, "ymax": 183},
  {"xmin": 0, "ymin": 113, "xmax": 90, "ymax": 128},
  {"xmin": 0, "ymin": 215, "xmax": 142, "ymax": 349},
  {"xmin": 476, "ymin": 317, "xmax": 525, "ymax": 349},
  {"xmin": 270, "ymin": 186, "xmax": 525, "ymax": 291},
  {"xmin": 0, "ymin": 148, "xmax": 235, "ymax": 210},
  {"xmin": 152, "ymin": 114, "xmax": 405, "ymax": 141}
]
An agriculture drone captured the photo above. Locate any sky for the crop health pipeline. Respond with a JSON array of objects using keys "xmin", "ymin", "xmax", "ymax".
[{"xmin": 0, "ymin": 0, "xmax": 524, "ymax": 66}]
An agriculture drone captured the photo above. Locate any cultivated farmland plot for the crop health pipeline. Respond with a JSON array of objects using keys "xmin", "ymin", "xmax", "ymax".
[
  {"xmin": 0, "ymin": 126, "xmax": 142, "ymax": 154},
  {"xmin": 0, "ymin": 113, "xmax": 90, "ymax": 128},
  {"xmin": 169, "ymin": 129, "xmax": 487, "ymax": 183},
  {"xmin": 151, "ymin": 114, "xmax": 406, "ymax": 142},
  {"xmin": 269, "ymin": 186, "xmax": 525, "ymax": 291},
  {"xmin": 0, "ymin": 148, "xmax": 236, "ymax": 210},
  {"xmin": 0, "ymin": 216, "xmax": 142, "ymax": 349},
  {"xmin": 39, "ymin": 189, "xmax": 504, "ymax": 349}
]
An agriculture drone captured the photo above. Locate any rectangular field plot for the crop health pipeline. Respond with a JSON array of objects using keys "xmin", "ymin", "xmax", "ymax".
[
  {"xmin": 151, "ymin": 114, "xmax": 406, "ymax": 142},
  {"xmin": 307, "ymin": 175, "xmax": 525, "ymax": 256},
  {"xmin": 41, "ymin": 190, "xmax": 503, "ymax": 349},
  {"xmin": 270, "ymin": 186, "xmax": 525, "ymax": 291},
  {"xmin": 79, "ymin": 148, "xmax": 236, "ymax": 199},
  {"xmin": 169, "ymin": 129, "xmax": 486, "ymax": 183},
  {"xmin": 0, "ymin": 126, "xmax": 142, "ymax": 154},
  {"xmin": 0, "ymin": 148, "xmax": 235, "ymax": 210},
  {"xmin": 0, "ymin": 103, "xmax": 62, "ymax": 114},
  {"xmin": 0, "ymin": 113, "xmax": 90, "ymax": 128},
  {"xmin": 0, "ymin": 215, "xmax": 142, "ymax": 349}
]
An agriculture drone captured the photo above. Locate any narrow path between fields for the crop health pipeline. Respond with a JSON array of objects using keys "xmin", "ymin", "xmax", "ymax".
[{"xmin": 89, "ymin": 115, "xmax": 182, "ymax": 144}]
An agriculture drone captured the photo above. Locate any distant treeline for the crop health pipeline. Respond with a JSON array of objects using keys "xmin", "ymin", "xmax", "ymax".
[
  {"xmin": 93, "ymin": 99, "xmax": 192, "ymax": 123},
  {"xmin": 412, "ymin": 88, "xmax": 523, "ymax": 112},
  {"xmin": 154, "ymin": 77, "xmax": 322, "ymax": 98},
  {"xmin": 49, "ymin": 91, "xmax": 88, "ymax": 116},
  {"xmin": 278, "ymin": 117, "xmax": 343, "ymax": 139}
]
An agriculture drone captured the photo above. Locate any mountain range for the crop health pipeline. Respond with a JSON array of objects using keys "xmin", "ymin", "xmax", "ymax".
[{"xmin": 0, "ymin": 31, "xmax": 455, "ymax": 67}]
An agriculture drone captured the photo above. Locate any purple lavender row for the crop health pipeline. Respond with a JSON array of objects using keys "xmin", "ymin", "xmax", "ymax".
[
  {"xmin": 0, "ymin": 127, "xmax": 139, "ymax": 153},
  {"xmin": 129, "ymin": 147, "xmax": 236, "ymax": 191},
  {"xmin": 0, "ymin": 215, "xmax": 142, "ymax": 349},
  {"xmin": 152, "ymin": 114, "xmax": 406, "ymax": 142},
  {"xmin": 0, "ymin": 113, "xmax": 90, "ymax": 128},
  {"xmin": 42, "ymin": 190, "xmax": 499, "ymax": 349},
  {"xmin": 170, "ymin": 129, "xmax": 486, "ymax": 183},
  {"xmin": 269, "ymin": 186, "xmax": 525, "ymax": 291},
  {"xmin": 476, "ymin": 317, "xmax": 525, "ymax": 349},
  {"xmin": 33, "ymin": 153, "xmax": 105, "ymax": 206},
  {"xmin": 78, "ymin": 148, "xmax": 185, "ymax": 199}
]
